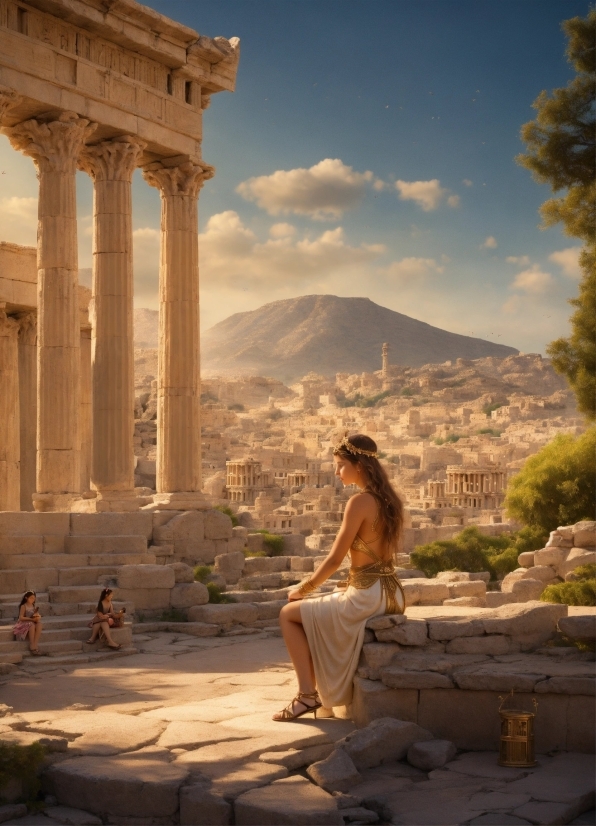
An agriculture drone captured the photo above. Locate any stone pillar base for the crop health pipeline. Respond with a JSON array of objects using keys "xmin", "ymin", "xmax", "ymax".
[
  {"xmin": 33, "ymin": 493, "xmax": 88, "ymax": 513},
  {"xmin": 150, "ymin": 492, "xmax": 211, "ymax": 511},
  {"xmin": 84, "ymin": 492, "xmax": 141, "ymax": 513}
]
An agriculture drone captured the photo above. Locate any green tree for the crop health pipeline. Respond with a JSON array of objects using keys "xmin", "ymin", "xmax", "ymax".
[
  {"xmin": 505, "ymin": 428, "xmax": 596, "ymax": 532},
  {"xmin": 517, "ymin": 11, "xmax": 596, "ymax": 419}
]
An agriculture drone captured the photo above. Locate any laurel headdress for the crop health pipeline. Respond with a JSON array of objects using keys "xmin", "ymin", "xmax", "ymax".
[{"xmin": 333, "ymin": 432, "xmax": 379, "ymax": 459}]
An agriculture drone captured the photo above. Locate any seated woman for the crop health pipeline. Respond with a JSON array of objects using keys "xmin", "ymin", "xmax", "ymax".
[
  {"xmin": 13, "ymin": 590, "xmax": 43, "ymax": 655},
  {"xmin": 274, "ymin": 433, "xmax": 405, "ymax": 721},
  {"xmin": 86, "ymin": 588, "xmax": 125, "ymax": 650}
]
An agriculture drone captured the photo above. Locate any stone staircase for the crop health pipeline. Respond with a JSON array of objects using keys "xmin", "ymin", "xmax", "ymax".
[{"xmin": 0, "ymin": 513, "xmax": 160, "ymax": 675}]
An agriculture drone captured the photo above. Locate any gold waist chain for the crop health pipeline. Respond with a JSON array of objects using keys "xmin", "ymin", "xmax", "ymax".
[{"xmin": 338, "ymin": 562, "xmax": 405, "ymax": 615}]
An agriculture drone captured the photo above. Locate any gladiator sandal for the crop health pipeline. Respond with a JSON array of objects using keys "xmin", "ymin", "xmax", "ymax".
[{"xmin": 272, "ymin": 691, "xmax": 322, "ymax": 722}]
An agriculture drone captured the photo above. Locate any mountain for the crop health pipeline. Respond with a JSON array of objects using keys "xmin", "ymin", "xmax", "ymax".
[
  {"xmin": 134, "ymin": 308, "xmax": 159, "ymax": 349},
  {"xmin": 200, "ymin": 295, "xmax": 519, "ymax": 382}
]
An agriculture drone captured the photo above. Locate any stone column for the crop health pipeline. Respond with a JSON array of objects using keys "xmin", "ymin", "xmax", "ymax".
[
  {"xmin": 79, "ymin": 326, "xmax": 92, "ymax": 495},
  {"xmin": 142, "ymin": 158, "xmax": 214, "ymax": 509},
  {"xmin": 78, "ymin": 136, "xmax": 146, "ymax": 510},
  {"xmin": 17, "ymin": 312, "xmax": 37, "ymax": 511},
  {"xmin": 6, "ymin": 112, "xmax": 96, "ymax": 511},
  {"xmin": 0, "ymin": 306, "xmax": 20, "ymax": 511}
]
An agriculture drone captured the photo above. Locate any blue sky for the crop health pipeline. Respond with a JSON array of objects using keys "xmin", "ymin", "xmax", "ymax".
[{"xmin": 0, "ymin": 0, "xmax": 590, "ymax": 353}]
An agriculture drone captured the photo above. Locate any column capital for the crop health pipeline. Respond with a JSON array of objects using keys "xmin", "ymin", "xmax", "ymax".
[
  {"xmin": 78, "ymin": 135, "xmax": 147, "ymax": 183},
  {"xmin": 0, "ymin": 85, "xmax": 22, "ymax": 124},
  {"xmin": 5, "ymin": 111, "xmax": 97, "ymax": 175},
  {"xmin": 142, "ymin": 158, "xmax": 214, "ymax": 198},
  {"xmin": 0, "ymin": 306, "xmax": 19, "ymax": 336},
  {"xmin": 16, "ymin": 312, "xmax": 37, "ymax": 346}
]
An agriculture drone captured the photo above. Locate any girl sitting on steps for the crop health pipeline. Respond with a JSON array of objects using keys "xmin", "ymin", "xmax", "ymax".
[{"xmin": 86, "ymin": 588, "xmax": 125, "ymax": 650}]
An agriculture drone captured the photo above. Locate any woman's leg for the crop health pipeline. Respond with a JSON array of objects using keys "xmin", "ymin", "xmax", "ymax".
[
  {"xmin": 33, "ymin": 621, "xmax": 42, "ymax": 649},
  {"xmin": 27, "ymin": 624, "xmax": 37, "ymax": 651},
  {"xmin": 99, "ymin": 621, "xmax": 119, "ymax": 647},
  {"xmin": 279, "ymin": 602, "xmax": 316, "ymax": 694}
]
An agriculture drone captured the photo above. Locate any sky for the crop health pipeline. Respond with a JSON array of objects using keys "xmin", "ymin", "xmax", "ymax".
[{"xmin": 0, "ymin": 0, "xmax": 590, "ymax": 354}]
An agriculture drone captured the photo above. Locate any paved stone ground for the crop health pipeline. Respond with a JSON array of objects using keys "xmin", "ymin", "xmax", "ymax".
[{"xmin": 0, "ymin": 624, "xmax": 593, "ymax": 825}]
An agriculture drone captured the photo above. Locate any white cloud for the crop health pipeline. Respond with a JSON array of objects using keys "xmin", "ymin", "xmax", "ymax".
[
  {"xmin": 199, "ymin": 210, "xmax": 385, "ymax": 287},
  {"xmin": 511, "ymin": 264, "xmax": 553, "ymax": 294},
  {"xmin": 236, "ymin": 158, "xmax": 375, "ymax": 219},
  {"xmin": 394, "ymin": 179, "xmax": 459, "ymax": 212},
  {"xmin": 482, "ymin": 236, "xmax": 498, "ymax": 249},
  {"xmin": 506, "ymin": 255, "xmax": 530, "ymax": 265},
  {"xmin": 548, "ymin": 246, "xmax": 582, "ymax": 279},
  {"xmin": 383, "ymin": 257, "xmax": 444, "ymax": 282},
  {"xmin": 462, "ymin": 179, "xmax": 473, "ymax": 187},
  {"xmin": 0, "ymin": 196, "xmax": 37, "ymax": 245},
  {"xmin": 269, "ymin": 222, "xmax": 296, "ymax": 238}
]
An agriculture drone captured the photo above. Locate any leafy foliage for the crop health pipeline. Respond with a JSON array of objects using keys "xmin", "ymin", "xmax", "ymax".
[
  {"xmin": 0, "ymin": 741, "xmax": 46, "ymax": 803},
  {"xmin": 482, "ymin": 403, "xmax": 503, "ymax": 416},
  {"xmin": 411, "ymin": 525, "xmax": 547, "ymax": 580},
  {"xmin": 227, "ymin": 403, "xmax": 245, "ymax": 412},
  {"xmin": 517, "ymin": 11, "xmax": 596, "ymax": 418},
  {"xmin": 255, "ymin": 530, "xmax": 284, "ymax": 556},
  {"xmin": 478, "ymin": 428, "xmax": 502, "ymax": 437},
  {"xmin": 207, "ymin": 583, "xmax": 235, "ymax": 604},
  {"xmin": 541, "ymin": 579, "xmax": 596, "ymax": 606},
  {"xmin": 193, "ymin": 565, "xmax": 212, "ymax": 584},
  {"xmin": 337, "ymin": 391, "xmax": 391, "ymax": 408},
  {"xmin": 571, "ymin": 563, "xmax": 596, "ymax": 581},
  {"xmin": 214, "ymin": 505, "xmax": 238, "ymax": 527},
  {"xmin": 505, "ymin": 429, "xmax": 596, "ymax": 532}
]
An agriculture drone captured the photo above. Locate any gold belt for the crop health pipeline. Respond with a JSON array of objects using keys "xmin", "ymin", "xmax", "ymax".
[{"xmin": 337, "ymin": 562, "xmax": 405, "ymax": 615}]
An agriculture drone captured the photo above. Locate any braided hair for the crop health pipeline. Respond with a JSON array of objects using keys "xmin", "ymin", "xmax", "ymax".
[{"xmin": 333, "ymin": 433, "xmax": 404, "ymax": 554}]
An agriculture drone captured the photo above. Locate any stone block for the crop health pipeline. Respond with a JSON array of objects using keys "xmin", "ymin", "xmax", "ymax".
[
  {"xmin": 290, "ymin": 556, "xmax": 315, "ymax": 572},
  {"xmin": 521, "ymin": 565, "xmax": 558, "ymax": 582},
  {"xmin": 546, "ymin": 530, "xmax": 573, "ymax": 548},
  {"xmin": 446, "ymin": 635, "xmax": 510, "ymax": 655},
  {"xmin": 481, "ymin": 601, "xmax": 567, "ymax": 639},
  {"xmin": 510, "ymin": 578, "xmax": 546, "ymax": 600},
  {"xmin": 447, "ymin": 581, "xmax": 486, "ymax": 599},
  {"xmin": 505, "ymin": 752, "xmax": 595, "ymax": 806},
  {"xmin": 414, "ymin": 579, "xmax": 450, "ymax": 605},
  {"xmin": 0, "ymin": 570, "xmax": 26, "ymax": 593},
  {"xmin": 204, "ymin": 510, "xmax": 234, "ymax": 540},
  {"xmin": 170, "ymin": 582, "xmax": 209, "ymax": 609},
  {"xmin": 181, "ymin": 539, "xmax": 216, "ymax": 564},
  {"xmin": 70, "ymin": 513, "xmax": 153, "ymax": 538},
  {"xmin": 246, "ymin": 534, "xmax": 264, "ymax": 553},
  {"xmin": 233, "ymin": 525, "xmax": 248, "ymax": 539},
  {"xmin": 282, "ymin": 534, "xmax": 307, "ymax": 555},
  {"xmin": 443, "ymin": 597, "xmax": 486, "ymax": 607},
  {"xmin": 375, "ymin": 619, "xmax": 428, "ymax": 646},
  {"xmin": 351, "ymin": 678, "xmax": 419, "ymax": 727},
  {"xmin": 116, "ymin": 587, "xmax": 171, "ymax": 610},
  {"xmin": 168, "ymin": 511, "xmax": 205, "ymax": 541},
  {"xmin": 360, "ymin": 642, "xmax": 401, "ymax": 677},
  {"xmin": 25, "ymin": 569, "xmax": 59, "ymax": 592},
  {"xmin": 436, "ymin": 572, "xmax": 471, "ymax": 582},
  {"xmin": 418, "ymin": 689, "xmax": 503, "ymax": 750},
  {"xmin": 243, "ymin": 556, "xmax": 289, "ymax": 574},
  {"xmin": 187, "ymin": 603, "xmax": 258, "ymax": 625},
  {"xmin": 259, "ymin": 744, "xmax": 334, "ymax": 770},
  {"xmin": 237, "ymin": 573, "xmax": 282, "ymax": 591},
  {"xmin": 43, "ymin": 807, "xmax": 101, "ymax": 825},
  {"xmin": 428, "ymin": 618, "xmax": 485, "ymax": 641},
  {"xmin": 0, "ymin": 805, "xmax": 27, "ymax": 823},
  {"xmin": 167, "ymin": 562, "xmax": 194, "ymax": 583},
  {"xmin": 234, "ymin": 775, "xmax": 343, "ymax": 825},
  {"xmin": 337, "ymin": 717, "xmax": 433, "ymax": 769},
  {"xmin": 558, "ymin": 615, "xmax": 596, "ymax": 642},
  {"xmin": 0, "ymin": 512, "xmax": 70, "ymax": 535},
  {"xmin": 46, "ymin": 755, "xmax": 187, "ymax": 818},
  {"xmin": 566, "ymin": 693, "xmax": 596, "ymax": 751},
  {"xmin": 513, "ymin": 801, "xmax": 585, "ymax": 825},
  {"xmin": 65, "ymin": 536, "xmax": 147, "ymax": 554},
  {"xmin": 485, "ymin": 592, "xmax": 516, "ymax": 608},
  {"xmin": 573, "ymin": 521, "xmax": 596, "ymax": 548},
  {"xmin": 0, "ymin": 535, "xmax": 43, "ymax": 554},
  {"xmin": 533, "ymin": 546, "xmax": 568, "ymax": 568},
  {"xmin": 179, "ymin": 783, "xmax": 231, "ymax": 825},
  {"xmin": 117, "ymin": 565, "xmax": 175, "ymax": 590},
  {"xmin": 559, "ymin": 549, "xmax": 596, "ymax": 578},
  {"xmin": 517, "ymin": 552, "xmax": 535, "ymax": 568},
  {"xmin": 380, "ymin": 668, "xmax": 453, "ymax": 690},
  {"xmin": 534, "ymin": 677, "xmax": 595, "ymax": 695},
  {"xmin": 255, "ymin": 600, "xmax": 285, "ymax": 621},
  {"xmin": 407, "ymin": 739, "xmax": 456, "ymax": 770},
  {"xmin": 307, "ymin": 748, "xmax": 361, "ymax": 793},
  {"xmin": 501, "ymin": 570, "xmax": 528, "ymax": 593},
  {"xmin": 214, "ymin": 551, "xmax": 246, "ymax": 574}
]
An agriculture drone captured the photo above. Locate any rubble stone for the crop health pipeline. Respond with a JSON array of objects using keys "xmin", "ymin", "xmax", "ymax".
[
  {"xmin": 179, "ymin": 784, "xmax": 232, "ymax": 825},
  {"xmin": 187, "ymin": 603, "xmax": 258, "ymax": 625},
  {"xmin": 337, "ymin": 718, "xmax": 433, "ymax": 769},
  {"xmin": 307, "ymin": 748, "xmax": 362, "ymax": 793},
  {"xmin": 170, "ymin": 582, "xmax": 209, "ymax": 608},
  {"xmin": 117, "ymin": 564, "xmax": 175, "ymax": 590},
  {"xmin": 234, "ymin": 775, "xmax": 343, "ymax": 825},
  {"xmin": 407, "ymin": 739, "xmax": 456, "ymax": 770}
]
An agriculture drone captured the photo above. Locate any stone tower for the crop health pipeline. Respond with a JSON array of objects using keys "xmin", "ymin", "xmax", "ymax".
[{"xmin": 382, "ymin": 342, "xmax": 389, "ymax": 378}]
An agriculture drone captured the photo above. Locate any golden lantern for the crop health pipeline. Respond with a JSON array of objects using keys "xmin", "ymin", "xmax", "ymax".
[{"xmin": 498, "ymin": 690, "xmax": 538, "ymax": 768}]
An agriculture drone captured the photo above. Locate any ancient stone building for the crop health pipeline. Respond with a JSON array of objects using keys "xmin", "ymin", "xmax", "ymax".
[
  {"xmin": 226, "ymin": 459, "xmax": 275, "ymax": 505},
  {"xmin": 0, "ymin": 0, "xmax": 239, "ymax": 513}
]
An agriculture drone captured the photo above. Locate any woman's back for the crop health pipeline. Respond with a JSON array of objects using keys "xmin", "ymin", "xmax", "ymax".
[{"xmin": 348, "ymin": 491, "xmax": 394, "ymax": 567}]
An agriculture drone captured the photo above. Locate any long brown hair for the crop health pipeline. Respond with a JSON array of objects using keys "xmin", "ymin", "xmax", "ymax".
[{"xmin": 334, "ymin": 433, "xmax": 404, "ymax": 554}]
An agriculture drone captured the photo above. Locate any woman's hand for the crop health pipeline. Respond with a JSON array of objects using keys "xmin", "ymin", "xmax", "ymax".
[{"xmin": 287, "ymin": 589, "xmax": 303, "ymax": 601}]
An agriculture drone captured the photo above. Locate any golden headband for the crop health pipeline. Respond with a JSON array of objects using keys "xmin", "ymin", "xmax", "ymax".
[{"xmin": 333, "ymin": 434, "xmax": 379, "ymax": 459}]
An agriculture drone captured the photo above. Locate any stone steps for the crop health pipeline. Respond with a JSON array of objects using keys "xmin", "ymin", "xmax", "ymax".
[
  {"xmin": 0, "ymin": 626, "xmax": 72, "ymax": 644},
  {"xmin": 19, "ymin": 645, "xmax": 139, "ymax": 671}
]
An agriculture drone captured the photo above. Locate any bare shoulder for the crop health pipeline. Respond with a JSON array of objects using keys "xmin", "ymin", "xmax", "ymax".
[{"xmin": 345, "ymin": 491, "xmax": 376, "ymax": 517}]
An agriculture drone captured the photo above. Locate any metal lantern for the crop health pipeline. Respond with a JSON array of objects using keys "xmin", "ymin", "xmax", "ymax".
[{"xmin": 498, "ymin": 691, "xmax": 538, "ymax": 768}]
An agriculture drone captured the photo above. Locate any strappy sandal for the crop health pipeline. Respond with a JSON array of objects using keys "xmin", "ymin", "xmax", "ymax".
[
  {"xmin": 29, "ymin": 649, "xmax": 41, "ymax": 655},
  {"xmin": 85, "ymin": 638, "xmax": 95, "ymax": 645},
  {"xmin": 272, "ymin": 691, "xmax": 322, "ymax": 722},
  {"xmin": 107, "ymin": 643, "xmax": 121, "ymax": 650}
]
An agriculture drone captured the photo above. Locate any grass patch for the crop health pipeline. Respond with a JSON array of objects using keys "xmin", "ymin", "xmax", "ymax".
[
  {"xmin": 255, "ymin": 530, "xmax": 284, "ymax": 556},
  {"xmin": 193, "ymin": 565, "xmax": 212, "ymax": 584},
  {"xmin": 207, "ymin": 583, "xmax": 235, "ymax": 604},
  {"xmin": 0, "ymin": 741, "xmax": 47, "ymax": 804},
  {"xmin": 541, "ymin": 579, "xmax": 596, "ymax": 606},
  {"xmin": 411, "ymin": 525, "xmax": 547, "ymax": 581},
  {"xmin": 482, "ymin": 402, "xmax": 503, "ymax": 416},
  {"xmin": 215, "ymin": 505, "xmax": 238, "ymax": 527},
  {"xmin": 478, "ymin": 428, "xmax": 502, "ymax": 437},
  {"xmin": 227, "ymin": 403, "xmax": 244, "ymax": 412}
]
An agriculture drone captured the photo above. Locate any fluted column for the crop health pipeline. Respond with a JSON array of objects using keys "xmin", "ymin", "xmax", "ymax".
[
  {"xmin": 78, "ymin": 137, "xmax": 145, "ymax": 509},
  {"xmin": 0, "ymin": 306, "xmax": 20, "ymax": 511},
  {"xmin": 142, "ymin": 158, "xmax": 214, "ymax": 508},
  {"xmin": 6, "ymin": 113, "xmax": 96, "ymax": 509},
  {"xmin": 17, "ymin": 312, "xmax": 37, "ymax": 511},
  {"xmin": 79, "ymin": 326, "xmax": 92, "ymax": 495}
]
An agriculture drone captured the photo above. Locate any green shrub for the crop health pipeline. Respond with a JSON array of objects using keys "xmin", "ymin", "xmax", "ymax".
[
  {"xmin": 434, "ymin": 437, "xmax": 445, "ymax": 445},
  {"xmin": 541, "ymin": 580, "xmax": 596, "ymax": 606},
  {"xmin": 482, "ymin": 402, "xmax": 503, "ymax": 416},
  {"xmin": 228, "ymin": 403, "xmax": 244, "ymax": 412},
  {"xmin": 572, "ymin": 564, "xmax": 596, "ymax": 581},
  {"xmin": 478, "ymin": 428, "xmax": 502, "ymax": 437},
  {"xmin": 411, "ymin": 525, "xmax": 543, "ymax": 581},
  {"xmin": 214, "ymin": 505, "xmax": 238, "ymax": 527},
  {"xmin": 158, "ymin": 608, "xmax": 187, "ymax": 622},
  {"xmin": 505, "ymin": 428, "xmax": 596, "ymax": 532},
  {"xmin": 0, "ymin": 741, "xmax": 47, "ymax": 804},
  {"xmin": 207, "ymin": 583, "xmax": 235, "ymax": 604},
  {"xmin": 255, "ymin": 530, "xmax": 284, "ymax": 556},
  {"xmin": 401, "ymin": 387, "xmax": 414, "ymax": 397},
  {"xmin": 193, "ymin": 565, "xmax": 212, "ymax": 584}
]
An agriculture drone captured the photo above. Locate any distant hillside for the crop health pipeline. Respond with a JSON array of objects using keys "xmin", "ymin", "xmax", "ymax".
[
  {"xmin": 201, "ymin": 295, "xmax": 519, "ymax": 382},
  {"xmin": 134, "ymin": 308, "xmax": 159, "ymax": 349}
]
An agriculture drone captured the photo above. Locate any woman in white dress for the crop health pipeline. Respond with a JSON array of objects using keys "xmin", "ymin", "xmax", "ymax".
[{"xmin": 273, "ymin": 433, "xmax": 405, "ymax": 721}]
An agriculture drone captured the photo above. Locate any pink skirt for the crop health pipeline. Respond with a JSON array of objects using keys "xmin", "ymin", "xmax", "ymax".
[{"xmin": 13, "ymin": 621, "xmax": 31, "ymax": 641}]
